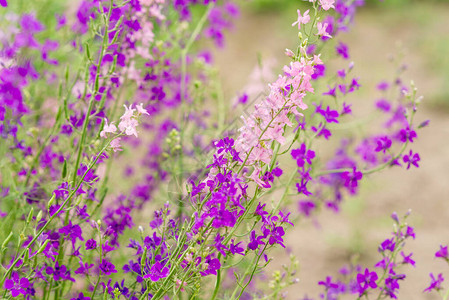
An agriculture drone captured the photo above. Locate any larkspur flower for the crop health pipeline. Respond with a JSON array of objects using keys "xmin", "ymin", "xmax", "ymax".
[
  {"xmin": 336, "ymin": 42, "xmax": 349, "ymax": 59},
  {"xmin": 292, "ymin": 9, "xmax": 310, "ymax": 30},
  {"xmin": 424, "ymin": 273, "xmax": 444, "ymax": 292},
  {"xmin": 100, "ymin": 118, "xmax": 117, "ymax": 138},
  {"xmin": 99, "ymin": 260, "xmax": 118, "ymax": 276},
  {"xmin": 342, "ymin": 167, "xmax": 363, "ymax": 194},
  {"xmin": 400, "ymin": 251, "xmax": 415, "ymax": 266},
  {"xmin": 317, "ymin": 22, "xmax": 332, "ymax": 39},
  {"xmin": 375, "ymin": 136, "xmax": 392, "ymax": 153},
  {"xmin": 403, "ymin": 150, "xmax": 420, "ymax": 169},
  {"xmin": 435, "ymin": 245, "xmax": 448, "ymax": 260},
  {"xmin": 319, "ymin": 0, "xmax": 335, "ymax": 11},
  {"xmin": 144, "ymin": 262, "xmax": 169, "ymax": 282},
  {"xmin": 4, "ymin": 273, "xmax": 29, "ymax": 297},
  {"xmin": 357, "ymin": 268, "xmax": 378, "ymax": 296}
]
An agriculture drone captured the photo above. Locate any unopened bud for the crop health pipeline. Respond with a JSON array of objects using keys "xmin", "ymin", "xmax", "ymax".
[
  {"xmin": 285, "ymin": 48, "xmax": 295, "ymax": 58},
  {"xmin": 26, "ymin": 208, "xmax": 34, "ymax": 224},
  {"xmin": 36, "ymin": 211, "xmax": 43, "ymax": 223},
  {"xmin": 2, "ymin": 232, "xmax": 13, "ymax": 249},
  {"xmin": 47, "ymin": 194, "xmax": 56, "ymax": 209},
  {"xmin": 38, "ymin": 239, "xmax": 50, "ymax": 254}
]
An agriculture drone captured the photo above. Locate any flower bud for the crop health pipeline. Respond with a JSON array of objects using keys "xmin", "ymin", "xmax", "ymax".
[
  {"xmin": 47, "ymin": 194, "xmax": 56, "ymax": 209},
  {"xmin": 26, "ymin": 207, "xmax": 34, "ymax": 224},
  {"xmin": 2, "ymin": 232, "xmax": 13, "ymax": 249},
  {"xmin": 36, "ymin": 210, "xmax": 43, "ymax": 223},
  {"xmin": 391, "ymin": 212, "xmax": 399, "ymax": 223},
  {"xmin": 285, "ymin": 48, "xmax": 295, "ymax": 58},
  {"xmin": 38, "ymin": 239, "xmax": 50, "ymax": 254}
]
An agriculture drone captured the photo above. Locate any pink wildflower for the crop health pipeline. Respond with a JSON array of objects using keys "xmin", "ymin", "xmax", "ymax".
[
  {"xmin": 118, "ymin": 105, "xmax": 139, "ymax": 137},
  {"xmin": 110, "ymin": 138, "xmax": 122, "ymax": 152},
  {"xmin": 316, "ymin": 22, "xmax": 332, "ymax": 39},
  {"xmin": 136, "ymin": 103, "xmax": 150, "ymax": 116},
  {"xmin": 100, "ymin": 118, "xmax": 117, "ymax": 138},
  {"xmin": 292, "ymin": 9, "xmax": 310, "ymax": 30},
  {"xmin": 319, "ymin": 0, "xmax": 335, "ymax": 10}
]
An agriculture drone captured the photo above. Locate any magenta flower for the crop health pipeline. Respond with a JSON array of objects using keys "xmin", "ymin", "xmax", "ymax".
[
  {"xmin": 291, "ymin": 144, "xmax": 315, "ymax": 167},
  {"xmin": 336, "ymin": 42, "xmax": 349, "ymax": 59},
  {"xmin": 435, "ymin": 245, "xmax": 448, "ymax": 260},
  {"xmin": 400, "ymin": 251, "xmax": 416, "ymax": 267},
  {"xmin": 356, "ymin": 268, "xmax": 378, "ymax": 296},
  {"xmin": 375, "ymin": 136, "xmax": 392, "ymax": 153},
  {"xmin": 144, "ymin": 262, "xmax": 169, "ymax": 282},
  {"xmin": 71, "ymin": 292, "xmax": 91, "ymax": 300},
  {"xmin": 342, "ymin": 167, "xmax": 363, "ymax": 194},
  {"xmin": 424, "ymin": 273, "xmax": 444, "ymax": 292},
  {"xmin": 403, "ymin": 150, "xmax": 420, "ymax": 169},
  {"xmin": 4, "ymin": 273, "xmax": 29, "ymax": 297},
  {"xmin": 0, "ymin": 0, "xmax": 7, "ymax": 7},
  {"xmin": 99, "ymin": 260, "xmax": 118, "ymax": 276}
]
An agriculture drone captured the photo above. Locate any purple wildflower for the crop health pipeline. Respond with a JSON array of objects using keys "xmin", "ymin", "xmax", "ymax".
[
  {"xmin": 424, "ymin": 273, "xmax": 444, "ymax": 292},
  {"xmin": 4, "ymin": 273, "xmax": 29, "ymax": 297},
  {"xmin": 356, "ymin": 268, "xmax": 378, "ymax": 296},
  {"xmin": 144, "ymin": 262, "xmax": 169, "ymax": 282},
  {"xmin": 435, "ymin": 245, "xmax": 448, "ymax": 260},
  {"xmin": 402, "ymin": 150, "xmax": 420, "ymax": 169},
  {"xmin": 336, "ymin": 42, "xmax": 349, "ymax": 59}
]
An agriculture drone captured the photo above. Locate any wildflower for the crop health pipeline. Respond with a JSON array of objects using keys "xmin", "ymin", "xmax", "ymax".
[
  {"xmin": 435, "ymin": 245, "xmax": 448, "ymax": 260},
  {"xmin": 424, "ymin": 273, "xmax": 444, "ymax": 292},
  {"xmin": 292, "ymin": 9, "xmax": 310, "ymax": 30},
  {"xmin": 356, "ymin": 268, "xmax": 378, "ymax": 296},
  {"xmin": 298, "ymin": 200, "xmax": 315, "ymax": 216},
  {"xmin": 118, "ymin": 105, "xmax": 139, "ymax": 137},
  {"xmin": 342, "ymin": 167, "xmax": 363, "ymax": 194},
  {"xmin": 71, "ymin": 292, "xmax": 91, "ymax": 300},
  {"xmin": 291, "ymin": 144, "xmax": 315, "ymax": 167},
  {"xmin": 400, "ymin": 251, "xmax": 415, "ymax": 266},
  {"xmin": 323, "ymin": 86, "xmax": 337, "ymax": 97},
  {"xmin": 379, "ymin": 238, "xmax": 395, "ymax": 252},
  {"xmin": 99, "ymin": 260, "xmax": 118, "ymax": 276},
  {"xmin": 405, "ymin": 226, "xmax": 416, "ymax": 239},
  {"xmin": 136, "ymin": 103, "xmax": 149, "ymax": 116},
  {"xmin": 0, "ymin": 0, "xmax": 7, "ymax": 7},
  {"xmin": 319, "ymin": 0, "xmax": 335, "ymax": 10},
  {"xmin": 398, "ymin": 127, "xmax": 417, "ymax": 143},
  {"xmin": 100, "ymin": 118, "xmax": 117, "ymax": 138},
  {"xmin": 74, "ymin": 261, "xmax": 94, "ymax": 276},
  {"xmin": 317, "ymin": 22, "xmax": 332, "ymax": 39},
  {"xmin": 375, "ymin": 136, "xmax": 392, "ymax": 153},
  {"xmin": 110, "ymin": 138, "xmax": 122, "ymax": 152},
  {"xmin": 46, "ymin": 262, "xmax": 75, "ymax": 282},
  {"xmin": 144, "ymin": 262, "xmax": 169, "ymax": 282},
  {"xmin": 318, "ymin": 276, "xmax": 339, "ymax": 289},
  {"xmin": 4, "ymin": 273, "xmax": 29, "ymax": 297},
  {"xmin": 402, "ymin": 150, "xmax": 420, "ymax": 169},
  {"xmin": 336, "ymin": 42, "xmax": 349, "ymax": 59}
]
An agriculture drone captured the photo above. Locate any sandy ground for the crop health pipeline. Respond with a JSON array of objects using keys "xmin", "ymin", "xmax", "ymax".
[{"xmin": 212, "ymin": 3, "xmax": 449, "ymax": 299}]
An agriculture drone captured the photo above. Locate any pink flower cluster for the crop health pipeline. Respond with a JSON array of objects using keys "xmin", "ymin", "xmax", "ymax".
[
  {"xmin": 100, "ymin": 103, "xmax": 149, "ymax": 152},
  {"xmin": 234, "ymin": 54, "xmax": 322, "ymax": 182}
]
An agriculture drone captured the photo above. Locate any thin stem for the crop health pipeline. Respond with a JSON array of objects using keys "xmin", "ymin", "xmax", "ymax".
[{"xmin": 0, "ymin": 141, "xmax": 112, "ymax": 286}]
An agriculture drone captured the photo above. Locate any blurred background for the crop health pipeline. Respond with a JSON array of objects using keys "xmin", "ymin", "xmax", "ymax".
[{"xmin": 211, "ymin": 0, "xmax": 449, "ymax": 298}]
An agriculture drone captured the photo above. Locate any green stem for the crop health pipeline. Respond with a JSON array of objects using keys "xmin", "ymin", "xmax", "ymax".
[{"xmin": 0, "ymin": 141, "xmax": 112, "ymax": 286}]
